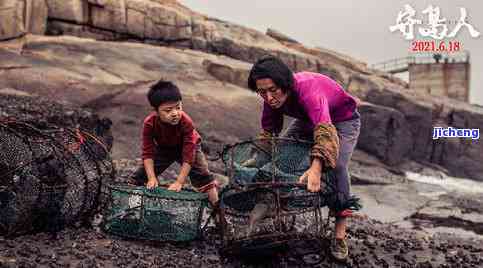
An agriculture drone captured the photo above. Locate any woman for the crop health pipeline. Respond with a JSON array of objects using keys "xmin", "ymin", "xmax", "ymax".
[{"xmin": 247, "ymin": 55, "xmax": 361, "ymax": 261}]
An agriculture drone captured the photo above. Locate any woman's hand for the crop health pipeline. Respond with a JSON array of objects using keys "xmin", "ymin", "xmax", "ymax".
[
  {"xmin": 168, "ymin": 181, "xmax": 184, "ymax": 192},
  {"xmin": 298, "ymin": 158, "xmax": 323, "ymax": 192}
]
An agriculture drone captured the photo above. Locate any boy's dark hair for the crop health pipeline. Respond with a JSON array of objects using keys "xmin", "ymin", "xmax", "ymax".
[
  {"xmin": 247, "ymin": 55, "xmax": 294, "ymax": 93},
  {"xmin": 147, "ymin": 80, "xmax": 182, "ymax": 109}
]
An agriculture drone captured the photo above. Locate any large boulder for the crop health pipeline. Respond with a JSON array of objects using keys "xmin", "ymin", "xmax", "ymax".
[
  {"xmin": 46, "ymin": 0, "xmax": 192, "ymax": 42},
  {"xmin": 34, "ymin": 0, "xmax": 373, "ymax": 79},
  {"xmin": 0, "ymin": 0, "xmax": 49, "ymax": 41},
  {"xmin": 354, "ymin": 74, "xmax": 483, "ymax": 180},
  {"xmin": 0, "ymin": 35, "xmax": 261, "ymax": 159},
  {"xmin": 431, "ymin": 101, "xmax": 483, "ymax": 179},
  {"xmin": 365, "ymin": 86, "xmax": 434, "ymax": 161},
  {"xmin": 46, "ymin": 0, "xmax": 87, "ymax": 23},
  {"xmin": 25, "ymin": 0, "xmax": 48, "ymax": 34},
  {"xmin": 202, "ymin": 58, "xmax": 250, "ymax": 89},
  {"xmin": 358, "ymin": 102, "xmax": 412, "ymax": 166},
  {"xmin": 89, "ymin": 0, "xmax": 127, "ymax": 33},
  {"xmin": 266, "ymin": 28, "xmax": 299, "ymax": 44},
  {"xmin": 0, "ymin": 0, "xmax": 24, "ymax": 40}
]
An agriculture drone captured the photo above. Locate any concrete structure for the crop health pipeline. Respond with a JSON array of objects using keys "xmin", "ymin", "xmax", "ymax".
[
  {"xmin": 372, "ymin": 52, "xmax": 471, "ymax": 103},
  {"xmin": 408, "ymin": 53, "xmax": 470, "ymax": 102}
]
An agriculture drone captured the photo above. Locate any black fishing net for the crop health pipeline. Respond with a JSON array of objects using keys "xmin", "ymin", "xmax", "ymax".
[
  {"xmin": 0, "ymin": 120, "xmax": 114, "ymax": 237},
  {"xmin": 219, "ymin": 138, "xmax": 361, "ymax": 256},
  {"xmin": 102, "ymin": 184, "xmax": 209, "ymax": 242}
]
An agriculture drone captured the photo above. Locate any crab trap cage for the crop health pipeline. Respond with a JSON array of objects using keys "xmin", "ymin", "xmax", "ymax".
[
  {"xmin": 102, "ymin": 184, "xmax": 209, "ymax": 242},
  {"xmin": 219, "ymin": 137, "xmax": 361, "ymax": 256},
  {"xmin": 0, "ymin": 120, "xmax": 114, "ymax": 237}
]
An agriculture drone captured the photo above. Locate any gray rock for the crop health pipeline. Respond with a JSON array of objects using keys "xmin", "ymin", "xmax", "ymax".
[
  {"xmin": 266, "ymin": 28, "xmax": 299, "ymax": 44},
  {"xmin": 45, "ymin": 0, "xmax": 88, "ymax": 24},
  {"xmin": 0, "ymin": 0, "xmax": 25, "ymax": 40}
]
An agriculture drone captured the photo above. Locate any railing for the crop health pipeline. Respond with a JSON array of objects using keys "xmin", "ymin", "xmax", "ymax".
[
  {"xmin": 371, "ymin": 51, "xmax": 470, "ymax": 74},
  {"xmin": 371, "ymin": 57, "xmax": 411, "ymax": 74}
]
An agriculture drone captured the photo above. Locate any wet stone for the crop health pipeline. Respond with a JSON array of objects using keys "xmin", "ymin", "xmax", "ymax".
[
  {"xmin": 204, "ymin": 254, "xmax": 219, "ymax": 263},
  {"xmin": 6, "ymin": 241, "xmax": 16, "ymax": 248},
  {"xmin": 302, "ymin": 253, "xmax": 321, "ymax": 265}
]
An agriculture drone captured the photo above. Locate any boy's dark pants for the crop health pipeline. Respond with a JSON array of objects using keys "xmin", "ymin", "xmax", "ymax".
[{"xmin": 132, "ymin": 145, "xmax": 215, "ymax": 192}]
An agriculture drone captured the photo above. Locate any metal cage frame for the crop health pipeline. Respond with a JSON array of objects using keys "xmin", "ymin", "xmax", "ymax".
[
  {"xmin": 0, "ymin": 120, "xmax": 114, "ymax": 237},
  {"xmin": 218, "ymin": 137, "xmax": 341, "ymax": 256}
]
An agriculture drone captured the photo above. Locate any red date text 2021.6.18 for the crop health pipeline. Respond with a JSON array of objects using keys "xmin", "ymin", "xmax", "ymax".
[{"xmin": 411, "ymin": 41, "xmax": 461, "ymax": 53}]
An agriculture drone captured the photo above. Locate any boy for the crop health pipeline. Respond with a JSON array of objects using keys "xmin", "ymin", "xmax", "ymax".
[{"xmin": 131, "ymin": 80, "xmax": 219, "ymax": 206}]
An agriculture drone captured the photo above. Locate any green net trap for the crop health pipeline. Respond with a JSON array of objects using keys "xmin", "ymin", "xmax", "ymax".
[
  {"xmin": 219, "ymin": 138, "xmax": 361, "ymax": 256},
  {"xmin": 0, "ymin": 120, "xmax": 114, "ymax": 237},
  {"xmin": 103, "ymin": 184, "xmax": 209, "ymax": 242}
]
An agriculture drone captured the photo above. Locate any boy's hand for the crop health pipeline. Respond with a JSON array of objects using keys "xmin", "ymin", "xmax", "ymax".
[
  {"xmin": 168, "ymin": 181, "xmax": 184, "ymax": 192},
  {"xmin": 146, "ymin": 178, "xmax": 159, "ymax": 189},
  {"xmin": 169, "ymin": 163, "xmax": 189, "ymax": 192}
]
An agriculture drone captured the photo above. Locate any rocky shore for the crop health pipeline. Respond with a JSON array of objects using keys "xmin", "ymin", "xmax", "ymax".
[
  {"xmin": 1, "ymin": 206, "xmax": 482, "ymax": 267},
  {"xmin": 2, "ymin": 57, "xmax": 483, "ymax": 268},
  {"xmin": 3, "ymin": 150, "xmax": 482, "ymax": 267},
  {"xmin": 2, "ymin": 1, "xmax": 483, "ymax": 267}
]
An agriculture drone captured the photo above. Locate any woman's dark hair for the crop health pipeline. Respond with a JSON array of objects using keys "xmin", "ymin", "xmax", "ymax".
[
  {"xmin": 247, "ymin": 55, "xmax": 294, "ymax": 93},
  {"xmin": 147, "ymin": 80, "xmax": 182, "ymax": 109}
]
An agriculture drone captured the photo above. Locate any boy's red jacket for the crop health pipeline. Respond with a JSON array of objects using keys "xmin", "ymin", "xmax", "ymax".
[{"xmin": 141, "ymin": 111, "xmax": 201, "ymax": 165}]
